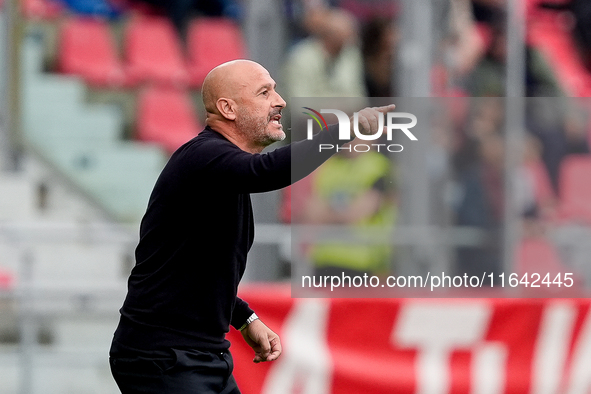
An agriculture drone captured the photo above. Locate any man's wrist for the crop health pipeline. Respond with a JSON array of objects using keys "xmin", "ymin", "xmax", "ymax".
[{"xmin": 238, "ymin": 312, "xmax": 259, "ymax": 331}]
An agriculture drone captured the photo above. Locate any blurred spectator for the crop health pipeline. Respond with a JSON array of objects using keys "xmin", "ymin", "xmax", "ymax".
[
  {"xmin": 471, "ymin": 0, "xmax": 505, "ymax": 24},
  {"xmin": 284, "ymin": 0, "xmax": 398, "ymax": 32},
  {"xmin": 540, "ymin": 0, "xmax": 591, "ymax": 72},
  {"xmin": 570, "ymin": 0, "xmax": 591, "ymax": 71},
  {"xmin": 361, "ymin": 17, "xmax": 398, "ymax": 97},
  {"xmin": 338, "ymin": 0, "xmax": 398, "ymax": 23},
  {"xmin": 515, "ymin": 133, "xmax": 557, "ymax": 220},
  {"xmin": 526, "ymin": 100, "xmax": 590, "ymax": 193},
  {"xmin": 563, "ymin": 105, "xmax": 591, "ymax": 154},
  {"xmin": 283, "ymin": 7, "xmax": 366, "ymax": 97},
  {"xmin": 445, "ymin": 0, "xmax": 488, "ymax": 84},
  {"xmin": 284, "ymin": 0, "xmax": 335, "ymax": 43},
  {"xmin": 454, "ymin": 131, "xmax": 504, "ymax": 280},
  {"xmin": 301, "ymin": 148, "xmax": 396, "ymax": 277},
  {"xmin": 464, "ymin": 9, "xmax": 562, "ymax": 96},
  {"xmin": 453, "ymin": 98, "xmax": 504, "ymax": 173}
]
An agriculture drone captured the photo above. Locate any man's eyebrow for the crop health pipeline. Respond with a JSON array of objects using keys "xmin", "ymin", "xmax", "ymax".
[{"xmin": 257, "ymin": 83, "xmax": 275, "ymax": 92}]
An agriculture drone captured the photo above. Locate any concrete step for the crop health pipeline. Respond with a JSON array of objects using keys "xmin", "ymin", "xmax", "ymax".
[
  {"xmin": 0, "ymin": 347, "xmax": 120, "ymax": 394},
  {"xmin": 0, "ymin": 175, "xmax": 37, "ymax": 221}
]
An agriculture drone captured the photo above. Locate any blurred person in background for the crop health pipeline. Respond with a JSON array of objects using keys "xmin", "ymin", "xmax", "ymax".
[
  {"xmin": 109, "ymin": 59, "xmax": 393, "ymax": 393},
  {"xmin": 526, "ymin": 100, "xmax": 590, "ymax": 193},
  {"xmin": 280, "ymin": 5, "xmax": 367, "ymax": 225},
  {"xmin": 283, "ymin": 7, "xmax": 367, "ymax": 98},
  {"xmin": 471, "ymin": 0, "xmax": 505, "ymax": 24},
  {"xmin": 453, "ymin": 102, "xmax": 506, "ymax": 281},
  {"xmin": 301, "ymin": 146, "xmax": 396, "ymax": 278},
  {"xmin": 515, "ymin": 132, "xmax": 557, "ymax": 221},
  {"xmin": 361, "ymin": 17, "xmax": 398, "ymax": 97},
  {"xmin": 463, "ymin": 8, "xmax": 562, "ymax": 96},
  {"xmin": 444, "ymin": 0, "xmax": 489, "ymax": 87},
  {"xmin": 538, "ymin": 0, "xmax": 591, "ymax": 72},
  {"xmin": 562, "ymin": 105, "xmax": 590, "ymax": 155},
  {"xmin": 284, "ymin": 0, "xmax": 398, "ymax": 41},
  {"xmin": 452, "ymin": 97, "xmax": 505, "ymax": 173},
  {"xmin": 568, "ymin": 0, "xmax": 591, "ymax": 72}
]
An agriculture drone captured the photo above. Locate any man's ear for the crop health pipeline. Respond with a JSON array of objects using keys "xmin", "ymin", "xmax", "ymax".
[{"xmin": 216, "ymin": 98, "xmax": 237, "ymax": 121}]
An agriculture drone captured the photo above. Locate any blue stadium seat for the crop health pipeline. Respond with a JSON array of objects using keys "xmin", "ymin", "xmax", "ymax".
[{"xmin": 58, "ymin": 0, "xmax": 122, "ymax": 19}]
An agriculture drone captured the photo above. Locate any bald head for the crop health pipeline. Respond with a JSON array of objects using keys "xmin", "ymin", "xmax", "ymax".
[
  {"xmin": 199, "ymin": 59, "xmax": 286, "ymax": 153},
  {"xmin": 202, "ymin": 60, "xmax": 270, "ymax": 115}
]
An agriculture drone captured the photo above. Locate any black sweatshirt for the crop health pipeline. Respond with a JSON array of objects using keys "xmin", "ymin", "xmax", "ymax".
[{"xmin": 113, "ymin": 124, "xmax": 344, "ymax": 352}]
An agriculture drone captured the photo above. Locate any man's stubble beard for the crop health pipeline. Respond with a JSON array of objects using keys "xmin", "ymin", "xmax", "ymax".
[{"xmin": 236, "ymin": 108, "xmax": 285, "ymax": 147}]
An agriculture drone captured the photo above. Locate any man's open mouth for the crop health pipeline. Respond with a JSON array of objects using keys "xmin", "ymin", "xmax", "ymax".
[{"xmin": 270, "ymin": 114, "xmax": 282, "ymax": 125}]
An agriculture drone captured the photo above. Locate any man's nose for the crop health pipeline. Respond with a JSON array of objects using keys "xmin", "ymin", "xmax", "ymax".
[{"xmin": 273, "ymin": 92, "xmax": 286, "ymax": 109}]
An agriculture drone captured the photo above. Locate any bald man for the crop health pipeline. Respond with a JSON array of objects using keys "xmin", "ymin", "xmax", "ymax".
[{"xmin": 110, "ymin": 60, "xmax": 393, "ymax": 393}]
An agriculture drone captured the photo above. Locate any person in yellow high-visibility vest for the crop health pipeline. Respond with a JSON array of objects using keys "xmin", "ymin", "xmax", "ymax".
[{"xmin": 302, "ymin": 147, "xmax": 396, "ymax": 277}]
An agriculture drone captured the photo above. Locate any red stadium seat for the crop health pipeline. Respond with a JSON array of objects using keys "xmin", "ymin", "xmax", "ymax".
[
  {"xmin": 557, "ymin": 155, "xmax": 591, "ymax": 223},
  {"xmin": 124, "ymin": 16, "xmax": 189, "ymax": 86},
  {"xmin": 59, "ymin": 18, "xmax": 126, "ymax": 87},
  {"xmin": 21, "ymin": 0, "xmax": 64, "ymax": 20},
  {"xmin": 136, "ymin": 86, "xmax": 202, "ymax": 153},
  {"xmin": 187, "ymin": 18, "xmax": 246, "ymax": 88}
]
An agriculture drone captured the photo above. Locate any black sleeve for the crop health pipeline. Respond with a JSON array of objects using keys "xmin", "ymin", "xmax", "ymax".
[
  {"xmin": 231, "ymin": 297, "xmax": 255, "ymax": 330},
  {"xmin": 192, "ymin": 124, "xmax": 349, "ymax": 194},
  {"xmin": 290, "ymin": 123, "xmax": 353, "ymax": 184}
]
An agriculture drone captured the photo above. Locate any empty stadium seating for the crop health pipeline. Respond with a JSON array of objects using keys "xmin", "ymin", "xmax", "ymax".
[
  {"xmin": 58, "ymin": 18, "xmax": 126, "ymax": 87},
  {"xmin": 43, "ymin": 142, "xmax": 166, "ymax": 221},
  {"xmin": 22, "ymin": 35, "xmax": 167, "ymax": 222},
  {"xmin": 187, "ymin": 18, "xmax": 246, "ymax": 87},
  {"xmin": 557, "ymin": 155, "xmax": 591, "ymax": 223},
  {"xmin": 22, "ymin": 73, "xmax": 123, "ymax": 146},
  {"xmin": 136, "ymin": 86, "xmax": 202, "ymax": 153},
  {"xmin": 124, "ymin": 16, "xmax": 189, "ymax": 86},
  {"xmin": 0, "ymin": 174, "xmax": 37, "ymax": 220}
]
